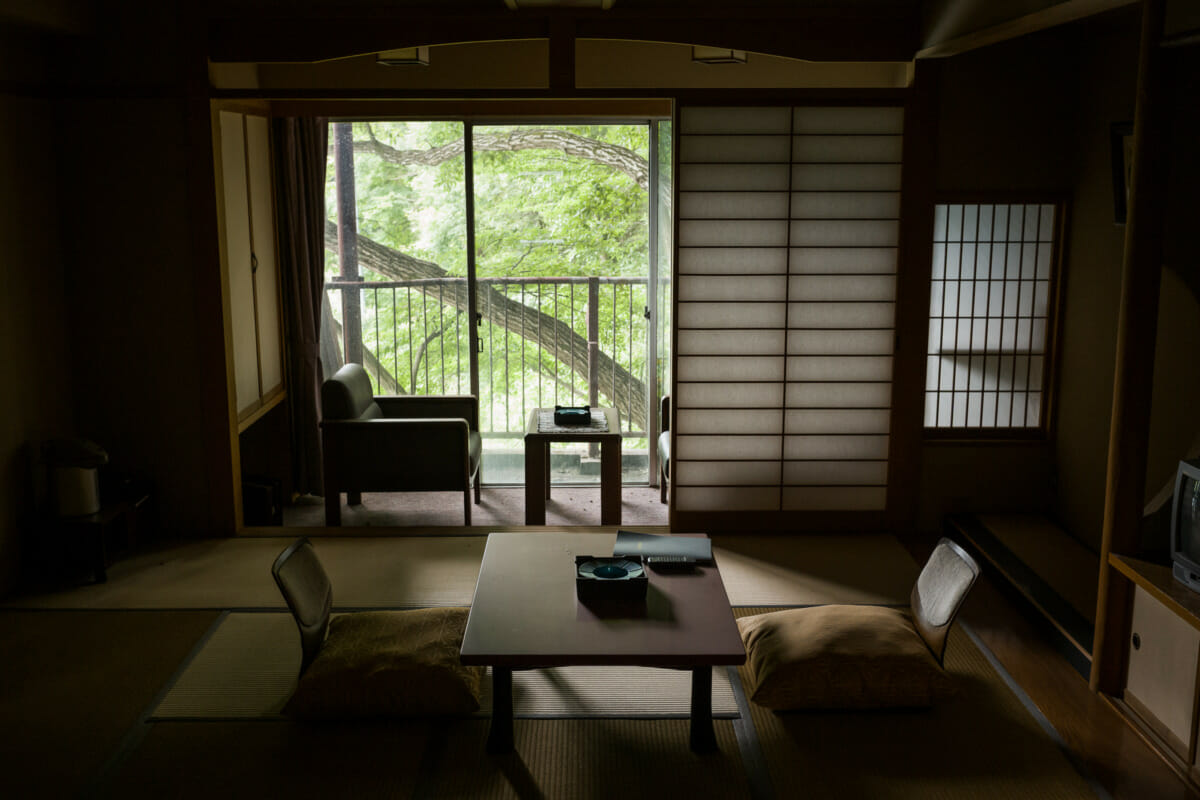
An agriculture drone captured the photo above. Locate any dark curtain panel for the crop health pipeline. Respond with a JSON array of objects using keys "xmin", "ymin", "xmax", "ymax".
[{"xmin": 273, "ymin": 117, "xmax": 328, "ymax": 496}]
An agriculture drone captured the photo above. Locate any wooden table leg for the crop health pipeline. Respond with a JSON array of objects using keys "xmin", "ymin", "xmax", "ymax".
[
  {"xmin": 689, "ymin": 666, "xmax": 717, "ymax": 753},
  {"xmin": 600, "ymin": 436, "xmax": 621, "ymax": 525},
  {"xmin": 544, "ymin": 441, "xmax": 551, "ymax": 500},
  {"xmin": 324, "ymin": 492, "xmax": 341, "ymax": 526},
  {"xmin": 487, "ymin": 666, "xmax": 514, "ymax": 754},
  {"xmin": 524, "ymin": 438, "xmax": 545, "ymax": 525}
]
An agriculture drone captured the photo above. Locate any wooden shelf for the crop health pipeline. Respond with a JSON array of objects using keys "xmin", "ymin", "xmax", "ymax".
[{"xmin": 1110, "ymin": 554, "xmax": 1200, "ymax": 634}]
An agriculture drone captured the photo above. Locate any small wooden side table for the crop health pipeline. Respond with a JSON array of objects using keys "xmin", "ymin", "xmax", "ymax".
[
  {"xmin": 524, "ymin": 407, "xmax": 621, "ymax": 525},
  {"xmin": 27, "ymin": 488, "xmax": 152, "ymax": 586}
]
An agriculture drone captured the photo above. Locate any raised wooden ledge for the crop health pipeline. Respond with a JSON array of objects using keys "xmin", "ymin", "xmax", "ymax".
[{"xmin": 946, "ymin": 512, "xmax": 1097, "ymax": 676}]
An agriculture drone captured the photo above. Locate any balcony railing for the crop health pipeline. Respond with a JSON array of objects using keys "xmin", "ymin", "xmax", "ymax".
[{"xmin": 323, "ymin": 276, "xmax": 657, "ymax": 453}]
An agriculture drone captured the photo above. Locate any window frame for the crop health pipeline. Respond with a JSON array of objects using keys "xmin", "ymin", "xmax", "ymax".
[{"xmin": 922, "ymin": 193, "xmax": 1068, "ymax": 441}]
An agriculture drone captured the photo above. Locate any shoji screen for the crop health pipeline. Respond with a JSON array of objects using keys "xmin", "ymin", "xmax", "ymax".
[{"xmin": 674, "ymin": 105, "xmax": 902, "ymax": 521}]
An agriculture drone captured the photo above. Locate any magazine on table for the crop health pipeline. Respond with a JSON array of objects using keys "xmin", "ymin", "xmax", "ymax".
[{"xmin": 613, "ymin": 530, "xmax": 712, "ymax": 563}]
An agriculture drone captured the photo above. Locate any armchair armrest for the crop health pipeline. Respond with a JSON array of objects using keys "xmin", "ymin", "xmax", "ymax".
[
  {"xmin": 375, "ymin": 395, "xmax": 479, "ymax": 430},
  {"xmin": 660, "ymin": 395, "xmax": 670, "ymax": 433}
]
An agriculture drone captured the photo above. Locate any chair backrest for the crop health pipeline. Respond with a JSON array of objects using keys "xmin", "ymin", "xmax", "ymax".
[
  {"xmin": 322, "ymin": 363, "xmax": 382, "ymax": 421},
  {"xmin": 271, "ymin": 537, "xmax": 333, "ymax": 676},
  {"xmin": 910, "ymin": 537, "xmax": 980, "ymax": 666}
]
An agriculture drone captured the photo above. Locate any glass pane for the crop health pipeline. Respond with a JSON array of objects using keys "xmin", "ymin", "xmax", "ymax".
[
  {"xmin": 925, "ymin": 200, "xmax": 1059, "ymax": 431},
  {"xmin": 322, "ymin": 120, "xmax": 470, "ymax": 398},
  {"xmin": 472, "ymin": 123, "xmax": 653, "ymax": 484}
]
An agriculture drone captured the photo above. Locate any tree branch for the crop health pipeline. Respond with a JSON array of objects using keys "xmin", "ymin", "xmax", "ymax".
[
  {"xmin": 354, "ymin": 128, "xmax": 650, "ymax": 190},
  {"xmin": 323, "ymin": 220, "xmax": 648, "ymax": 429}
]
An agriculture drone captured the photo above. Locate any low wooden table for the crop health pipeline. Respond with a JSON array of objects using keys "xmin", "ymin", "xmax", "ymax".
[
  {"xmin": 459, "ymin": 531, "xmax": 745, "ymax": 754},
  {"xmin": 524, "ymin": 407, "xmax": 622, "ymax": 525}
]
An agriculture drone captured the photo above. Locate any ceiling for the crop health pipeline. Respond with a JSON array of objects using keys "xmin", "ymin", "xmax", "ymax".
[{"xmin": 0, "ymin": 0, "xmax": 1167, "ymax": 66}]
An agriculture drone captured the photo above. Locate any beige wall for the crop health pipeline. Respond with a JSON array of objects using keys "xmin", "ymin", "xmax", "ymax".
[
  {"xmin": 1145, "ymin": 269, "xmax": 1200, "ymax": 507},
  {"xmin": 56, "ymin": 96, "xmax": 227, "ymax": 539},
  {"xmin": 1144, "ymin": 43, "xmax": 1200, "ymax": 521},
  {"xmin": 0, "ymin": 2, "xmax": 238, "ymax": 598},
  {"xmin": 1051, "ymin": 18, "xmax": 1138, "ymax": 550},
  {"xmin": 0, "ymin": 92, "xmax": 74, "ymax": 593},
  {"xmin": 920, "ymin": 10, "xmax": 1200, "ymax": 555},
  {"xmin": 918, "ymin": 12, "xmax": 1138, "ymax": 541},
  {"xmin": 46, "ymin": 2, "xmax": 237, "ymax": 541}
]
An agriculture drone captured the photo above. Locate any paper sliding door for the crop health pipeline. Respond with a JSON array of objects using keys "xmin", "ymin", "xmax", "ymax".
[{"xmin": 673, "ymin": 105, "xmax": 902, "ymax": 528}]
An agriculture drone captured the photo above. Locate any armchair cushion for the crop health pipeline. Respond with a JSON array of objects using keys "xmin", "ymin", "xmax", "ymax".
[
  {"xmin": 284, "ymin": 607, "xmax": 485, "ymax": 719},
  {"xmin": 737, "ymin": 605, "xmax": 954, "ymax": 710},
  {"xmin": 322, "ymin": 364, "xmax": 380, "ymax": 420}
]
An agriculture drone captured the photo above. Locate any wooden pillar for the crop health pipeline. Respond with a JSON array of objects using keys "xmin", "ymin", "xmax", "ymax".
[
  {"xmin": 1091, "ymin": 0, "xmax": 1169, "ymax": 694},
  {"xmin": 184, "ymin": 9, "xmax": 237, "ymax": 535},
  {"xmin": 465, "ymin": 122, "xmax": 481, "ymax": 400},
  {"xmin": 889, "ymin": 57, "xmax": 941, "ymax": 529}
]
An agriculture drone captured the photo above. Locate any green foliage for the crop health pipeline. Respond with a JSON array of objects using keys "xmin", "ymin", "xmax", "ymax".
[{"xmin": 324, "ymin": 121, "xmax": 659, "ymax": 444}]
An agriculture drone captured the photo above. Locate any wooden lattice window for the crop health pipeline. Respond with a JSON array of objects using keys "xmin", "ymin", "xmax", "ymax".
[{"xmin": 925, "ymin": 201, "xmax": 1063, "ymax": 434}]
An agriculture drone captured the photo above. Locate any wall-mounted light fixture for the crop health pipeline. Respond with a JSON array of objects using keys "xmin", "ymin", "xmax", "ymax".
[
  {"xmin": 377, "ymin": 47, "xmax": 430, "ymax": 66},
  {"xmin": 691, "ymin": 46, "xmax": 747, "ymax": 65}
]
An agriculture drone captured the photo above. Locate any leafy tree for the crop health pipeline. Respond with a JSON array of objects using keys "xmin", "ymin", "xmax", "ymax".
[{"xmin": 324, "ymin": 122, "xmax": 657, "ymax": 435}]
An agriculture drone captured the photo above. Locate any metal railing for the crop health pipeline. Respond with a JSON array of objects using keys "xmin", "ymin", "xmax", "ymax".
[{"xmin": 324, "ymin": 275, "xmax": 654, "ymax": 445}]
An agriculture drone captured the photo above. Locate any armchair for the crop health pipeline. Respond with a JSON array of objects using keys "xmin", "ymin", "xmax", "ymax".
[
  {"xmin": 320, "ymin": 363, "xmax": 481, "ymax": 525},
  {"xmin": 658, "ymin": 395, "xmax": 671, "ymax": 504}
]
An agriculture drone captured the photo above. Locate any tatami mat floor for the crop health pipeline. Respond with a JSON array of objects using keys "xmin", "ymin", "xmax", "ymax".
[{"xmin": 0, "ymin": 531, "xmax": 1109, "ymax": 799}]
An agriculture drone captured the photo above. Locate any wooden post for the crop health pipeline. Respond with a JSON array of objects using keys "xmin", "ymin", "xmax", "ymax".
[
  {"xmin": 1091, "ymin": 0, "xmax": 1168, "ymax": 694},
  {"xmin": 587, "ymin": 276, "xmax": 600, "ymax": 458},
  {"xmin": 890, "ymin": 57, "xmax": 941, "ymax": 530},
  {"xmin": 465, "ymin": 122, "xmax": 481, "ymax": 400},
  {"xmin": 185, "ymin": 16, "xmax": 237, "ymax": 535},
  {"xmin": 587, "ymin": 277, "xmax": 600, "ymax": 408}
]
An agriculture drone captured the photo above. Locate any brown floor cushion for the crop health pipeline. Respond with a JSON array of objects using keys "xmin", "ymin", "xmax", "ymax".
[
  {"xmin": 738, "ymin": 605, "xmax": 955, "ymax": 710},
  {"xmin": 284, "ymin": 607, "xmax": 484, "ymax": 719}
]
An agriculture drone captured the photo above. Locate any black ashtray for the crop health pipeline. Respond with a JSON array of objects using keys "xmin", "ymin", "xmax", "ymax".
[
  {"xmin": 554, "ymin": 405, "xmax": 591, "ymax": 426},
  {"xmin": 575, "ymin": 555, "xmax": 648, "ymax": 604}
]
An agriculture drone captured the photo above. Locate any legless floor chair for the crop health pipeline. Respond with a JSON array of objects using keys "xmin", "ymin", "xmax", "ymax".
[
  {"xmin": 737, "ymin": 537, "xmax": 981, "ymax": 710},
  {"xmin": 271, "ymin": 537, "xmax": 484, "ymax": 719}
]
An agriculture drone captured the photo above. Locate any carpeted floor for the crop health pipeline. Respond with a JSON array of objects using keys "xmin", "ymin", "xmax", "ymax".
[{"xmin": 1, "ymin": 533, "xmax": 1102, "ymax": 799}]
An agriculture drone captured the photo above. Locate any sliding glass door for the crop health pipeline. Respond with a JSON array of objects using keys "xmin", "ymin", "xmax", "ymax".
[
  {"xmin": 323, "ymin": 121, "xmax": 473, "ymax": 397},
  {"xmin": 322, "ymin": 118, "xmax": 667, "ymax": 486}
]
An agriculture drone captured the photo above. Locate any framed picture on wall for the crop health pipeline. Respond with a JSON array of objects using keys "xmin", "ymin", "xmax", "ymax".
[{"xmin": 1110, "ymin": 121, "xmax": 1134, "ymax": 225}]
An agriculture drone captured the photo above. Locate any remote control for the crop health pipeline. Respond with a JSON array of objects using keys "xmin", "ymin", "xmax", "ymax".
[{"xmin": 646, "ymin": 556, "xmax": 698, "ymax": 571}]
